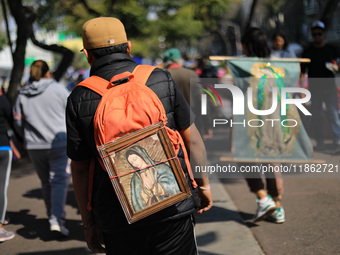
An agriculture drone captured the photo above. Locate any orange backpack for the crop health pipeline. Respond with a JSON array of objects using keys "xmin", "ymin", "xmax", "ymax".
[{"xmin": 77, "ymin": 65, "xmax": 197, "ymax": 210}]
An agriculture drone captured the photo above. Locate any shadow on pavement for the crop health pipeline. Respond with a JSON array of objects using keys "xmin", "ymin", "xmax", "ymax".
[
  {"xmin": 195, "ymin": 201, "xmax": 258, "ymax": 230},
  {"xmin": 11, "ymin": 157, "xmax": 36, "ymax": 179},
  {"xmin": 195, "ymin": 205, "xmax": 244, "ymax": 225},
  {"xmin": 238, "ymin": 211, "xmax": 261, "ymax": 228},
  {"xmin": 7, "ymin": 209, "xmax": 84, "ymax": 242},
  {"xmin": 22, "ymin": 186, "xmax": 79, "ymax": 212},
  {"xmin": 17, "ymin": 247, "xmax": 93, "ymax": 255},
  {"xmin": 197, "ymin": 250, "xmax": 226, "ymax": 255},
  {"xmin": 196, "ymin": 231, "xmax": 218, "ymax": 247}
]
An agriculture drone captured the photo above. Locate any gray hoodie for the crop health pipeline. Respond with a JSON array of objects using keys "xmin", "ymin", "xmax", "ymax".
[{"xmin": 13, "ymin": 78, "xmax": 69, "ymax": 150}]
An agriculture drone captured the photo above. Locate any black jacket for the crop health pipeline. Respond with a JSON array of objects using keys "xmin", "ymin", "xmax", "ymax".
[
  {"xmin": 66, "ymin": 53, "xmax": 197, "ymax": 232},
  {"xmin": 0, "ymin": 93, "xmax": 12, "ymax": 147}
]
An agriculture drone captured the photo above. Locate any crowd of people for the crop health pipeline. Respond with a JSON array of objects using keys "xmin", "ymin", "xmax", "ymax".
[{"xmin": 0, "ymin": 15, "xmax": 339, "ymax": 255}]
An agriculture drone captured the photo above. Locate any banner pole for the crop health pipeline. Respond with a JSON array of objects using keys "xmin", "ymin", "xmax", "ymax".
[
  {"xmin": 219, "ymin": 157, "xmax": 326, "ymax": 164},
  {"xmin": 209, "ymin": 56, "xmax": 311, "ymax": 63}
]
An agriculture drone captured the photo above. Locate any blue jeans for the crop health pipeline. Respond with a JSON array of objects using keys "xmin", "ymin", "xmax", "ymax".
[
  {"xmin": 309, "ymin": 79, "xmax": 340, "ymax": 145},
  {"xmin": 28, "ymin": 148, "xmax": 70, "ymax": 226}
]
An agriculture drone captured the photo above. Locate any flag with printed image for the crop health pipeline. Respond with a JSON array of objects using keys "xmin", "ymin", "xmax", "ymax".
[{"xmin": 226, "ymin": 58, "xmax": 313, "ymax": 162}]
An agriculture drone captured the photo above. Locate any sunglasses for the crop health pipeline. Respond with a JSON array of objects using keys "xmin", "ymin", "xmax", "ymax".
[{"xmin": 312, "ymin": 32, "xmax": 323, "ymax": 37}]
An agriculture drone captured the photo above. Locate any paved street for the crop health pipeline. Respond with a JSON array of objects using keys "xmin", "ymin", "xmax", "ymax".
[
  {"xmin": 208, "ymin": 123, "xmax": 340, "ymax": 255},
  {"xmin": 222, "ymin": 177, "xmax": 340, "ymax": 255},
  {"xmin": 0, "ymin": 157, "xmax": 92, "ymax": 255},
  {"xmin": 1, "ymin": 156, "xmax": 264, "ymax": 255},
  {"xmin": 1, "ymin": 125, "xmax": 340, "ymax": 254}
]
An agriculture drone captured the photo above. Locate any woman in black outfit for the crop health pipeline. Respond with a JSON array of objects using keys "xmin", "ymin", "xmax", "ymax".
[{"xmin": 0, "ymin": 90, "xmax": 15, "ymax": 242}]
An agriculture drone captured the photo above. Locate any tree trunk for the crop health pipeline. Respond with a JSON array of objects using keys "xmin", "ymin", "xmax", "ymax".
[
  {"xmin": 6, "ymin": 0, "xmax": 74, "ymax": 104},
  {"xmin": 246, "ymin": 0, "xmax": 259, "ymax": 31},
  {"xmin": 30, "ymin": 34, "xmax": 74, "ymax": 82},
  {"xmin": 1, "ymin": 0, "xmax": 13, "ymax": 58},
  {"xmin": 321, "ymin": 0, "xmax": 340, "ymax": 31},
  {"xmin": 6, "ymin": 0, "xmax": 35, "ymax": 105}
]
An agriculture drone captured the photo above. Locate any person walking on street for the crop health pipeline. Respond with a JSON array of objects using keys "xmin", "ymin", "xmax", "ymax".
[
  {"xmin": 163, "ymin": 48, "xmax": 212, "ymax": 140},
  {"xmin": 301, "ymin": 20, "xmax": 340, "ymax": 153},
  {"xmin": 271, "ymin": 30, "xmax": 296, "ymax": 58},
  {"xmin": 66, "ymin": 17, "xmax": 212, "ymax": 255},
  {"xmin": 239, "ymin": 27, "xmax": 285, "ymax": 224},
  {"xmin": 13, "ymin": 60, "xmax": 71, "ymax": 236},
  {"xmin": 0, "ymin": 91, "xmax": 15, "ymax": 242}
]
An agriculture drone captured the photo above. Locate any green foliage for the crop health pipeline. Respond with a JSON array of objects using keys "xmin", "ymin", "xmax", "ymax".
[
  {"xmin": 155, "ymin": 4, "xmax": 203, "ymax": 46},
  {"xmin": 23, "ymin": 0, "xmax": 61, "ymax": 31},
  {"xmin": 0, "ymin": 34, "xmax": 6, "ymax": 51},
  {"xmin": 194, "ymin": 0, "xmax": 233, "ymax": 30},
  {"xmin": 112, "ymin": 0, "xmax": 149, "ymax": 38},
  {"xmin": 263, "ymin": 0, "xmax": 286, "ymax": 17},
  {"xmin": 130, "ymin": 38, "xmax": 153, "ymax": 58},
  {"xmin": 17, "ymin": 0, "xmax": 237, "ymax": 59},
  {"xmin": 141, "ymin": 0, "xmax": 233, "ymax": 58},
  {"xmin": 0, "ymin": 17, "xmax": 6, "ymax": 51},
  {"xmin": 71, "ymin": 51, "xmax": 90, "ymax": 70},
  {"xmin": 59, "ymin": 1, "xmax": 94, "ymax": 35}
]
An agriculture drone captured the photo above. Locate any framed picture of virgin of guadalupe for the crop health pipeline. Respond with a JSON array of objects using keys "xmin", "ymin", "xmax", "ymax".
[{"xmin": 97, "ymin": 121, "xmax": 192, "ymax": 224}]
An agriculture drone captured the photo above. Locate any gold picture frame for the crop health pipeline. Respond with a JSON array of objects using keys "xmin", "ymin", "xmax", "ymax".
[{"xmin": 97, "ymin": 121, "xmax": 192, "ymax": 224}]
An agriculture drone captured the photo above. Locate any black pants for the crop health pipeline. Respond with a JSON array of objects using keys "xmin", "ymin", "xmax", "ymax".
[
  {"xmin": 103, "ymin": 215, "xmax": 197, "ymax": 255},
  {"xmin": 245, "ymin": 175, "xmax": 282, "ymax": 198},
  {"xmin": 0, "ymin": 150, "xmax": 12, "ymax": 223},
  {"xmin": 239, "ymin": 163, "xmax": 283, "ymax": 199}
]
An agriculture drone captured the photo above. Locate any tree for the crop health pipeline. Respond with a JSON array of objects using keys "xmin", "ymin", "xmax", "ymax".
[
  {"xmin": 147, "ymin": 0, "xmax": 233, "ymax": 57},
  {"xmin": 3, "ymin": 0, "xmax": 240, "ymax": 103},
  {"xmin": 245, "ymin": 0, "xmax": 258, "ymax": 31},
  {"xmin": 4, "ymin": 1, "xmax": 35, "ymax": 105},
  {"xmin": 3, "ymin": 0, "xmax": 74, "ymax": 105},
  {"xmin": 263, "ymin": 0, "xmax": 285, "ymax": 31},
  {"xmin": 245, "ymin": 0, "xmax": 286, "ymax": 32},
  {"xmin": 321, "ymin": 0, "xmax": 340, "ymax": 31},
  {"xmin": 58, "ymin": 0, "xmax": 233, "ymax": 58},
  {"xmin": 0, "ymin": 0, "xmax": 9, "ymax": 51}
]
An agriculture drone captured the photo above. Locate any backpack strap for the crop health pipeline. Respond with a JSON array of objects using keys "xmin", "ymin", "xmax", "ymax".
[
  {"xmin": 76, "ymin": 65, "xmax": 156, "ymax": 94},
  {"xmin": 76, "ymin": 76, "xmax": 110, "ymax": 211},
  {"xmin": 109, "ymin": 72, "xmax": 134, "ymax": 85},
  {"xmin": 132, "ymin": 65, "xmax": 157, "ymax": 84},
  {"xmin": 77, "ymin": 76, "xmax": 110, "ymax": 96}
]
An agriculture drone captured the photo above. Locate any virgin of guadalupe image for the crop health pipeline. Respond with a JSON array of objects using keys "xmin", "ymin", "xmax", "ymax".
[
  {"xmin": 126, "ymin": 145, "xmax": 180, "ymax": 212},
  {"xmin": 247, "ymin": 63, "xmax": 301, "ymax": 156}
]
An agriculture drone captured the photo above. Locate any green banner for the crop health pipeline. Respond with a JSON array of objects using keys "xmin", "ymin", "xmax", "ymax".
[{"xmin": 226, "ymin": 58, "xmax": 313, "ymax": 162}]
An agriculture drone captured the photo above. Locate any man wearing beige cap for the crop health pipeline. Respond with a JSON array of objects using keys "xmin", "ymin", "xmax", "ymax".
[{"xmin": 66, "ymin": 17, "xmax": 212, "ymax": 254}]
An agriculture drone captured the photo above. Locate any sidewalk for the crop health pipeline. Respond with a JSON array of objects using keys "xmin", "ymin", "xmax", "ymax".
[
  {"xmin": 195, "ymin": 178, "xmax": 264, "ymax": 255},
  {"xmin": 0, "ymin": 157, "xmax": 264, "ymax": 255}
]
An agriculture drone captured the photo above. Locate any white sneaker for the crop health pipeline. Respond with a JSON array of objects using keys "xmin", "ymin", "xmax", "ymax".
[
  {"xmin": 268, "ymin": 207, "xmax": 285, "ymax": 224},
  {"xmin": 254, "ymin": 195, "xmax": 277, "ymax": 222},
  {"xmin": 50, "ymin": 223, "xmax": 69, "ymax": 237},
  {"xmin": 0, "ymin": 227, "xmax": 15, "ymax": 242}
]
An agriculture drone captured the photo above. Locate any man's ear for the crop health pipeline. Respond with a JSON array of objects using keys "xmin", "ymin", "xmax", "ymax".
[
  {"xmin": 127, "ymin": 41, "xmax": 132, "ymax": 55},
  {"xmin": 44, "ymin": 70, "xmax": 51, "ymax": 78},
  {"xmin": 83, "ymin": 49, "xmax": 95, "ymax": 65}
]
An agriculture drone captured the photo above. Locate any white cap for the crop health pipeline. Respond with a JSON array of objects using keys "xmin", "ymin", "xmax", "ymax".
[{"xmin": 311, "ymin": 20, "xmax": 325, "ymax": 30}]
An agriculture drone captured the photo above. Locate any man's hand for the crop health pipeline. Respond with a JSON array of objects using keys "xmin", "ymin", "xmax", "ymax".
[
  {"xmin": 197, "ymin": 188, "xmax": 213, "ymax": 214},
  {"xmin": 179, "ymin": 123, "xmax": 213, "ymax": 214},
  {"xmin": 84, "ymin": 223, "xmax": 106, "ymax": 253}
]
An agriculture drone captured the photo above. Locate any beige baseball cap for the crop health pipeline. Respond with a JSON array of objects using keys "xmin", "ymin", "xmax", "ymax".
[{"xmin": 81, "ymin": 17, "xmax": 127, "ymax": 50}]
